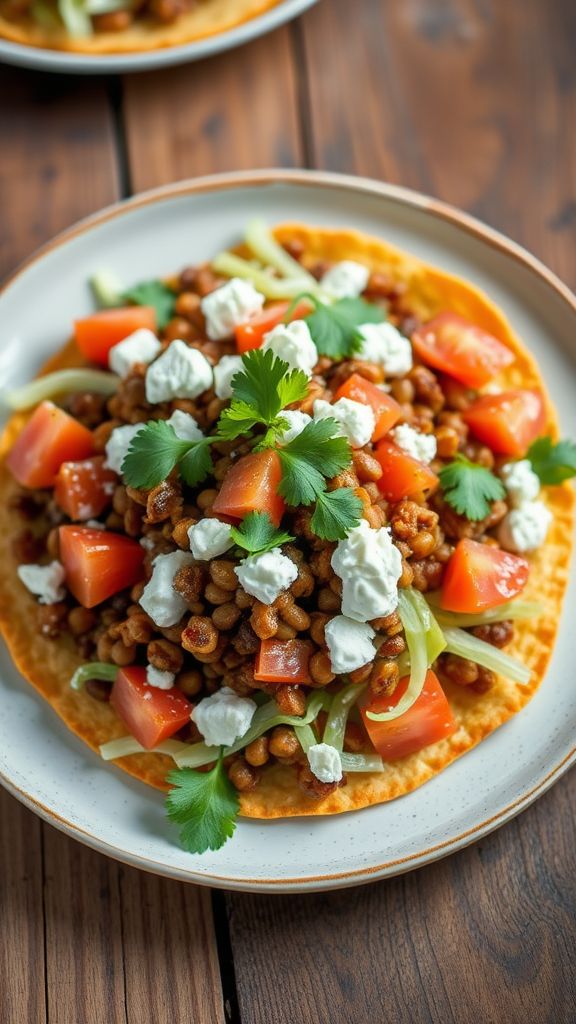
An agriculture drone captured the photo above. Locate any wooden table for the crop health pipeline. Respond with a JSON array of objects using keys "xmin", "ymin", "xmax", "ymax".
[{"xmin": 1, "ymin": 2, "xmax": 575, "ymax": 1021}]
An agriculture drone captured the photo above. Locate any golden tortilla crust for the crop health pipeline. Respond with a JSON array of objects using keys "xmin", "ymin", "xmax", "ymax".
[
  {"xmin": 0, "ymin": 224, "xmax": 573, "ymax": 819},
  {"xmin": 0, "ymin": 0, "xmax": 280, "ymax": 54}
]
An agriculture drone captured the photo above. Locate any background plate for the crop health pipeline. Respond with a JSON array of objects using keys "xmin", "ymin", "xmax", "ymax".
[
  {"xmin": 0, "ymin": 170, "xmax": 574, "ymax": 892},
  {"xmin": 0, "ymin": 0, "xmax": 317, "ymax": 74}
]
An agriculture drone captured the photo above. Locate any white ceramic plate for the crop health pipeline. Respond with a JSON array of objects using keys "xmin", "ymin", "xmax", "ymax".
[
  {"xmin": 1, "ymin": 170, "xmax": 575, "ymax": 893},
  {"xmin": 0, "ymin": 0, "xmax": 317, "ymax": 74}
]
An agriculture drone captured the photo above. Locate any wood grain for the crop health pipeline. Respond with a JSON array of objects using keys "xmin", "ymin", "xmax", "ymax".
[{"xmin": 123, "ymin": 26, "xmax": 303, "ymax": 193}]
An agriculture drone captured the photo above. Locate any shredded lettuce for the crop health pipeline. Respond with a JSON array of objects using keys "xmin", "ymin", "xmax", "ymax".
[
  {"xmin": 90, "ymin": 269, "xmax": 124, "ymax": 308},
  {"xmin": 4, "ymin": 369, "xmax": 118, "ymax": 410},
  {"xmin": 442, "ymin": 627, "xmax": 531, "ymax": 685},
  {"xmin": 100, "ymin": 737, "xmax": 187, "ymax": 761},
  {"xmin": 58, "ymin": 0, "xmax": 92, "ymax": 36},
  {"xmin": 340, "ymin": 752, "xmax": 384, "ymax": 772},
  {"xmin": 323, "ymin": 679, "xmax": 366, "ymax": 751},
  {"xmin": 245, "ymin": 220, "xmax": 318, "ymax": 287},
  {"xmin": 426, "ymin": 593, "xmax": 543, "ymax": 629},
  {"xmin": 293, "ymin": 721, "xmax": 316, "ymax": 754},
  {"xmin": 366, "ymin": 589, "xmax": 446, "ymax": 723},
  {"xmin": 70, "ymin": 662, "xmax": 117, "ymax": 692},
  {"xmin": 211, "ymin": 252, "xmax": 315, "ymax": 300}
]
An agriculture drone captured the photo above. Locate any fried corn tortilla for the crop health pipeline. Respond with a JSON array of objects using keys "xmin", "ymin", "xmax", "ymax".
[
  {"xmin": 0, "ymin": 0, "xmax": 280, "ymax": 54},
  {"xmin": 0, "ymin": 224, "xmax": 573, "ymax": 819}
]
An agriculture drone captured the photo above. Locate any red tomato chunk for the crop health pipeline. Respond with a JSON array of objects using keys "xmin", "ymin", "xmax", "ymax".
[
  {"xmin": 440, "ymin": 538, "xmax": 529, "ymax": 614},
  {"xmin": 361, "ymin": 671, "xmax": 456, "ymax": 760},
  {"xmin": 110, "ymin": 667, "xmax": 192, "ymax": 749},
  {"xmin": 334, "ymin": 373, "xmax": 403, "ymax": 442},
  {"xmin": 59, "ymin": 525, "xmax": 145, "ymax": 608},
  {"xmin": 235, "ymin": 300, "xmax": 311, "ymax": 353},
  {"xmin": 54, "ymin": 456, "xmax": 117, "ymax": 521},
  {"xmin": 213, "ymin": 449, "xmax": 285, "ymax": 526},
  {"xmin": 411, "ymin": 312, "xmax": 514, "ymax": 389},
  {"xmin": 7, "ymin": 401, "xmax": 94, "ymax": 489},
  {"xmin": 463, "ymin": 389, "xmax": 546, "ymax": 457},
  {"xmin": 74, "ymin": 306, "xmax": 157, "ymax": 366},
  {"xmin": 254, "ymin": 639, "xmax": 313, "ymax": 683},
  {"xmin": 375, "ymin": 439, "xmax": 439, "ymax": 502}
]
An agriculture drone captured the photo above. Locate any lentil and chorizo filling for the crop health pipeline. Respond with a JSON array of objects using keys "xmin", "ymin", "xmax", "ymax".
[
  {"xmin": 1, "ymin": 222, "xmax": 574, "ymax": 854},
  {"xmin": 0, "ymin": 0, "xmax": 281, "ymax": 54}
]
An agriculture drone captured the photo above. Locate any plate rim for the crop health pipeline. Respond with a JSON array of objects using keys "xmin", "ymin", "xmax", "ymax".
[
  {"xmin": 0, "ymin": 0, "xmax": 319, "ymax": 74},
  {"xmin": 1, "ymin": 167, "xmax": 575, "ymax": 892}
]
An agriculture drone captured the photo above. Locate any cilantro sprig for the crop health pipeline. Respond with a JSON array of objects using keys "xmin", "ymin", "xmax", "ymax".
[
  {"xmin": 527, "ymin": 436, "xmax": 576, "ymax": 485},
  {"xmin": 277, "ymin": 418, "xmax": 352, "ymax": 504},
  {"xmin": 165, "ymin": 753, "xmax": 239, "ymax": 855},
  {"xmin": 122, "ymin": 420, "xmax": 215, "ymax": 490},
  {"xmin": 439, "ymin": 455, "xmax": 506, "ymax": 521},
  {"xmin": 294, "ymin": 293, "xmax": 385, "ymax": 360},
  {"xmin": 230, "ymin": 511, "xmax": 295, "ymax": 555},
  {"xmin": 217, "ymin": 349, "xmax": 308, "ymax": 442},
  {"xmin": 310, "ymin": 487, "xmax": 363, "ymax": 541},
  {"xmin": 123, "ymin": 279, "xmax": 177, "ymax": 330}
]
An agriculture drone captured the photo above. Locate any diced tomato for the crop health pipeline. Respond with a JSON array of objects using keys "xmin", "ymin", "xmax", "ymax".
[
  {"xmin": 6, "ymin": 401, "xmax": 94, "ymax": 489},
  {"xmin": 234, "ymin": 300, "xmax": 312, "ymax": 353},
  {"xmin": 374, "ymin": 439, "xmax": 439, "ymax": 502},
  {"xmin": 110, "ymin": 667, "xmax": 192, "ymax": 749},
  {"xmin": 74, "ymin": 306, "xmax": 157, "ymax": 366},
  {"xmin": 59, "ymin": 525, "xmax": 145, "ymax": 608},
  {"xmin": 254, "ymin": 639, "xmax": 312, "ymax": 683},
  {"xmin": 54, "ymin": 456, "xmax": 117, "ymax": 521},
  {"xmin": 463, "ymin": 389, "xmax": 546, "ymax": 457},
  {"xmin": 361, "ymin": 670, "xmax": 456, "ymax": 760},
  {"xmin": 440, "ymin": 538, "xmax": 529, "ymax": 613},
  {"xmin": 334, "ymin": 373, "xmax": 403, "ymax": 442},
  {"xmin": 411, "ymin": 312, "xmax": 514, "ymax": 388},
  {"xmin": 212, "ymin": 449, "xmax": 285, "ymax": 526}
]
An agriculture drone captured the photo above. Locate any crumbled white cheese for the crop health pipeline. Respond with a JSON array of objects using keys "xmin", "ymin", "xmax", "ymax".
[
  {"xmin": 497, "ymin": 501, "xmax": 552, "ymax": 553},
  {"xmin": 108, "ymin": 328, "xmax": 162, "ymax": 377},
  {"xmin": 191, "ymin": 686, "xmax": 257, "ymax": 747},
  {"xmin": 277, "ymin": 409, "xmax": 312, "ymax": 445},
  {"xmin": 104, "ymin": 423, "xmax": 143, "ymax": 475},
  {"xmin": 188, "ymin": 519, "xmax": 234, "ymax": 560},
  {"xmin": 261, "ymin": 320, "xmax": 318, "ymax": 378},
  {"xmin": 200, "ymin": 278, "xmax": 264, "ymax": 340},
  {"xmin": 391, "ymin": 423, "xmax": 437, "ymax": 464},
  {"xmin": 166, "ymin": 408, "xmax": 204, "ymax": 442},
  {"xmin": 139, "ymin": 550, "xmax": 195, "ymax": 627},
  {"xmin": 140, "ymin": 536, "xmax": 156, "ymax": 551},
  {"xmin": 213, "ymin": 354, "xmax": 245, "ymax": 400},
  {"xmin": 324, "ymin": 615, "xmax": 377, "ymax": 673},
  {"xmin": 235, "ymin": 547, "xmax": 298, "ymax": 605},
  {"xmin": 86, "ymin": 519, "xmax": 106, "ymax": 530},
  {"xmin": 17, "ymin": 560, "xmax": 66, "ymax": 605},
  {"xmin": 146, "ymin": 665, "xmax": 175, "ymax": 690},
  {"xmin": 321, "ymin": 261, "xmax": 370, "ymax": 299},
  {"xmin": 313, "ymin": 397, "xmax": 375, "ymax": 448},
  {"xmin": 307, "ymin": 743, "xmax": 343, "ymax": 784},
  {"xmin": 500, "ymin": 460, "xmax": 540, "ymax": 508},
  {"xmin": 331, "ymin": 519, "xmax": 403, "ymax": 622},
  {"xmin": 145, "ymin": 340, "xmax": 213, "ymax": 403},
  {"xmin": 356, "ymin": 322, "xmax": 413, "ymax": 377}
]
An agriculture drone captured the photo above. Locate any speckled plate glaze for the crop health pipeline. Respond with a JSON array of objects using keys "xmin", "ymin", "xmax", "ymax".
[
  {"xmin": 0, "ymin": 170, "xmax": 574, "ymax": 893},
  {"xmin": 0, "ymin": 0, "xmax": 317, "ymax": 74}
]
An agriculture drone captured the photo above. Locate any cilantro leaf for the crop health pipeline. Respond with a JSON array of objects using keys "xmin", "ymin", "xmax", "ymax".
[
  {"xmin": 180, "ymin": 440, "xmax": 214, "ymax": 488},
  {"xmin": 230, "ymin": 511, "xmax": 295, "ymax": 554},
  {"xmin": 165, "ymin": 754, "xmax": 239, "ymax": 855},
  {"xmin": 121, "ymin": 420, "xmax": 192, "ymax": 489},
  {"xmin": 439, "ymin": 455, "xmax": 506, "ymax": 521},
  {"xmin": 217, "ymin": 400, "xmax": 265, "ymax": 441},
  {"xmin": 277, "ymin": 419, "xmax": 352, "ymax": 505},
  {"xmin": 311, "ymin": 488, "xmax": 363, "ymax": 541},
  {"xmin": 527, "ymin": 436, "xmax": 576, "ymax": 485},
  {"xmin": 305, "ymin": 297, "xmax": 384, "ymax": 359},
  {"xmin": 276, "ymin": 367, "xmax": 309, "ymax": 410},
  {"xmin": 123, "ymin": 279, "xmax": 176, "ymax": 330},
  {"xmin": 232, "ymin": 349, "xmax": 294, "ymax": 423}
]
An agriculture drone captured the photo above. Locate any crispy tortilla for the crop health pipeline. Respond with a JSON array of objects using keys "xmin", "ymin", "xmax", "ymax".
[
  {"xmin": 0, "ymin": 0, "xmax": 281, "ymax": 54},
  {"xmin": 0, "ymin": 224, "xmax": 573, "ymax": 819}
]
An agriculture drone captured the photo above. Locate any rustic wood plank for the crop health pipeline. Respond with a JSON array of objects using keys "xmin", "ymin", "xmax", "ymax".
[
  {"xmin": 228, "ymin": 1, "xmax": 576, "ymax": 1021},
  {"xmin": 120, "ymin": 868, "xmax": 225, "ymax": 1024},
  {"xmin": 228, "ymin": 772, "xmax": 576, "ymax": 1024},
  {"xmin": 0, "ymin": 67, "xmax": 119, "ymax": 282},
  {"xmin": 43, "ymin": 828, "xmax": 128, "ymax": 1024},
  {"xmin": 0, "ymin": 791, "xmax": 47, "ymax": 1024},
  {"xmin": 123, "ymin": 25, "xmax": 303, "ymax": 192},
  {"xmin": 300, "ymin": 0, "xmax": 576, "ymax": 287}
]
